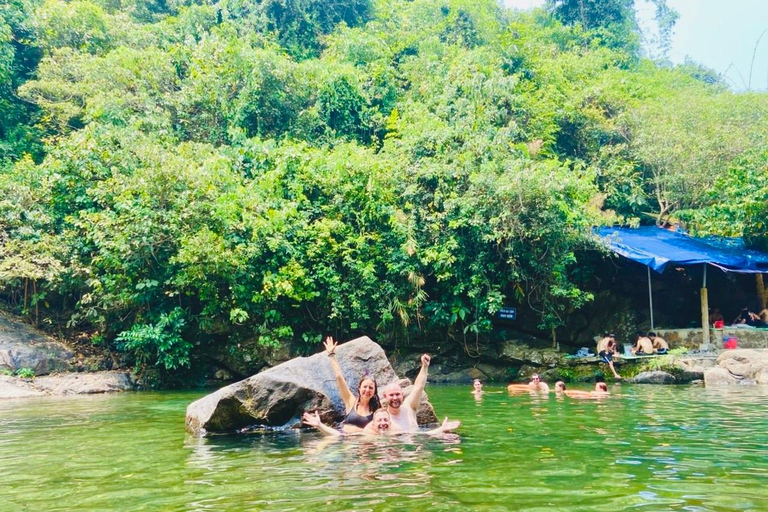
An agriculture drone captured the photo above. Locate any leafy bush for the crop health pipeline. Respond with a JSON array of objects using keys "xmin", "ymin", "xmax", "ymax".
[{"xmin": 115, "ymin": 308, "xmax": 191, "ymax": 372}]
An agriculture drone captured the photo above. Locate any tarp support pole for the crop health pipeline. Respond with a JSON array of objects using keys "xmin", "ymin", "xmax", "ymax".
[
  {"xmin": 648, "ymin": 267, "xmax": 654, "ymax": 330},
  {"xmin": 701, "ymin": 264, "xmax": 710, "ymax": 348}
]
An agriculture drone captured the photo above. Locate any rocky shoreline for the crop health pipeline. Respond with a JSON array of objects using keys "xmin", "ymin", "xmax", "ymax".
[{"xmin": 0, "ymin": 371, "xmax": 136, "ymax": 399}]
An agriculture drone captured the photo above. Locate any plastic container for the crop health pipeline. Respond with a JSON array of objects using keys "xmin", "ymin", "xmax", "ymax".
[
  {"xmin": 714, "ymin": 320, "xmax": 724, "ymax": 329},
  {"xmin": 723, "ymin": 336, "xmax": 738, "ymax": 349}
]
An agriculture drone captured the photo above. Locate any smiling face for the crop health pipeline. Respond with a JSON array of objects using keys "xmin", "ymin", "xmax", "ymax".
[
  {"xmin": 358, "ymin": 378, "xmax": 377, "ymax": 402},
  {"xmin": 372, "ymin": 410, "xmax": 391, "ymax": 433},
  {"xmin": 473, "ymin": 380, "xmax": 483, "ymax": 392},
  {"xmin": 382, "ymin": 384, "xmax": 403, "ymax": 410}
]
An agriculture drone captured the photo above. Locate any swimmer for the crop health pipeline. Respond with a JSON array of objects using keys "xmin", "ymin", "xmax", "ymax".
[
  {"xmin": 472, "ymin": 379, "xmax": 484, "ymax": 399},
  {"xmin": 381, "ymin": 354, "xmax": 431, "ymax": 432},
  {"xmin": 322, "ymin": 336, "xmax": 381, "ymax": 432},
  {"xmin": 553, "ymin": 381, "xmax": 610, "ymax": 399},
  {"xmin": 528, "ymin": 373, "xmax": 550, "ymax": 393}
]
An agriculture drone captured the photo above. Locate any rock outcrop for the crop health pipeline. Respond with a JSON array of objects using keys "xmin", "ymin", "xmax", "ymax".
[
  {"xmin": 704, "ymin": 349, "xmax": 768, "ymax": 386},
  {"xmin": 0, "ymin": 313, "xmax": 74, "ymax": 375},
  {"xmin": 629, "ymin": 370, "xmax": 676, "ymax": 384},
  {"xmin": 0, "ymin": 371, "xmax": 135, "ymax": 399},
  {"xmin": 185, "ymin": 336, "xmax": 438, "ymax": 435}
]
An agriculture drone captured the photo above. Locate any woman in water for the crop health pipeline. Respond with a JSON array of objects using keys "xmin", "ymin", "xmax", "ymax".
[{"xmin": 323, "ymin": 336, "xmax": 381, "ymax": 432}]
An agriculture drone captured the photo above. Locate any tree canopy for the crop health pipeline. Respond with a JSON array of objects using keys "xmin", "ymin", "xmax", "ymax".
[{"xmin": 1, "ymin": 0, "xmax": 766, "ymax": 381}]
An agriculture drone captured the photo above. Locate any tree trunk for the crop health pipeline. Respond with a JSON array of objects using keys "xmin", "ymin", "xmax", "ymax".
[{"xmin": 757, "ymin": 275, "xmax": 768, "ymax": 310}]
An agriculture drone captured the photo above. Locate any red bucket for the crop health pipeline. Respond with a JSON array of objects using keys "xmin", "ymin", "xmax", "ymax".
[
  {"xmin": 723, "ymin": 336, "xmax": 738, "ymax": 349},
  {"xmin": 714, "ymin": 320, "xmax": 724, "ymax": 329}
]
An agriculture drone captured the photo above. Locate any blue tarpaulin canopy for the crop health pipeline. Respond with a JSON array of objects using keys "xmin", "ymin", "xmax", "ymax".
[
  {"xmin": 596, "ymin": 226, "xmax": 768, "ymax": 335},
  {"xmin": 596, "ymin": 226, "xmax": 768, "ymax": 274}
]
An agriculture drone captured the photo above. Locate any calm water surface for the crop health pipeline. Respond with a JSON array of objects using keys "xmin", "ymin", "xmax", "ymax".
[{"xmin": 1, "ymin": 384, "xmax": 767, "ymax": 512}]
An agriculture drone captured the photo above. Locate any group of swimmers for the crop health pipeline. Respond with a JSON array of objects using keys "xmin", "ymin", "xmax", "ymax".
[
  {"xmin": 302, "ymin": 337, "xmax": 461, "ymax": 437},
  {"xmin": 481, "ymin": 375, "xmax": 610, "ymax": 399}
]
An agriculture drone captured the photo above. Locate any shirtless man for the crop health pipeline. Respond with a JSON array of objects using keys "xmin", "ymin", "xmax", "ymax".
[
  {"xmin": 528, "ymin": 373, "xmax": 550, "ymax": 393},
  {"xmin": 648, "ymin": 332, "xmax": 669, "ymax": 354},
  {"xmin": 631, "ymin": 332, "xmax": 654, "ymax": 355},
  {"xmin": 596, "ymin": 333, "xmax": 621, "ymax": 379},
  {"xmin": 380, "ymin": 354, "xmax": 431, "ymax": 432}
]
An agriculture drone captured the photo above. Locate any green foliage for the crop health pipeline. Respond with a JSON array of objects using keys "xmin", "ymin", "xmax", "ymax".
[
  {"xmin": 115, "ymin": 307, "xmax": 191, "ymax": 371},
  {"xmin": 1, "ymin": 0, "xmax": 766, "ymax": 380},
  {"xmin": 14, "ymin": 367, "xmax": 36, "ymax": 378}
]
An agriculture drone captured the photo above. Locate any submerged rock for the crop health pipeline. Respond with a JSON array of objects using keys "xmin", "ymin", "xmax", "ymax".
[
  {"xmin": 704, "ymin": 349, "xmax": 768, "ymax": 386},
  {"xmin": 629, "ymin": 371, "xmax": 676, "ymax": 384},
  {"xmin": 185, "ymin": 336, "xmax": 438, "ymax": 435}
]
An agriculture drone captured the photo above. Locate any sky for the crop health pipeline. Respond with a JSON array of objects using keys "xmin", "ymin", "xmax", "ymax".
[{"xmin": 503, "ymin": 0, "xmax": 768, "ymax": 91}]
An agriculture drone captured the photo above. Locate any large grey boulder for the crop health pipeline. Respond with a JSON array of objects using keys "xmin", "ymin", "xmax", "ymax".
[
  {"xmin": 704, "ymin": 349, "xmax": 768, "ymax": 386},
  {"xmin": 0, "ymin": 312, "xmax": 74, "ymax": 375},
  {"xmin": 185, "ymin": 336, "xmax": 438, "ymax": 435}
]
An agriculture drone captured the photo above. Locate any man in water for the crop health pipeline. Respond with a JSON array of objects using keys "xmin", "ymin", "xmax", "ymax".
[
  {"xmin": 381, "ymin": 353, "xmax": 431, "ymax": 432},
  {"xmin": 648, "ymin": 332, "xmax": 669, "ymax": 354},
  {"xmin": 528, "ymin": 373, "xmax": 550, "ymax": 393},
  {"xmin": 631, "ymin": 332, "xmax": 654, "ymax": 355},
  {"xmin": 596, "ymin": 333, "xmax": 621, "ymax": 379}
]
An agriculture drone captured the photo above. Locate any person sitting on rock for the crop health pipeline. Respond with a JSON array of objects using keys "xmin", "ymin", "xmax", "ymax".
[
  {"xmin": 301, "ymin": 409, "xmax": 460, "ymax": 437},
  {"xmin": 323, "ymin": 336, "xmax": 381, "ymax": 433},
  {"xmin": 380, "ymin": 353, "xmax": 431, "ymax": 432},
  {"xmin": 631, "ymin": 332, "xmax": 654, "ymax": 355},
  {"xmin": 596, "ymin": 333, "xmax": 621, "ymax": 379},
  {"xmin": 648, "ymin": 332, "xmax": 669, "ymax": 354},
  {"xmin": 733, "ymin": 307, "xmax": 768, "ymax": 327}
]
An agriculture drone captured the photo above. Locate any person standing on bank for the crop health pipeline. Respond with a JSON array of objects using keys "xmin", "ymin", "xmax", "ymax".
[{"xmin": 323, "ymin": 336, "xmax": 381, "ymax": 433}]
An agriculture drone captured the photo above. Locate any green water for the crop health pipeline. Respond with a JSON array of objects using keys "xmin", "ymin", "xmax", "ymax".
[{"xmin": 1, "ymin": 385, "xmax": 767, "ymax": 512}]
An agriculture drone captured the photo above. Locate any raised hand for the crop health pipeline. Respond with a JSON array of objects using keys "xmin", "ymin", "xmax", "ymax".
[
  {"xmin": 440, "ymin": 417, "xmax": 461, "ymax": 432},
  {"xmin": 302, "ymin": 411, "xmax": 322, "ymax": 427},
  {"xmin": 323, "ymin": 336, "xmax": 337, "ymax": 355},
  {"xmin": 421, "ymin": 353, "xmax": 431, "ymax": 367}
]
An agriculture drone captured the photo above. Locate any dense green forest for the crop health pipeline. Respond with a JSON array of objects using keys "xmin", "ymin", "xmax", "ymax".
[{"xmin": 1, "ymin": 0, "xmax": 767, "ymax": 382}]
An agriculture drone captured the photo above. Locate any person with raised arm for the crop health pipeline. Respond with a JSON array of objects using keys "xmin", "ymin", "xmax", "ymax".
[
  {"xmin": 380, "ymin": 353, "xmax": 431, "ymax": 432},
  {"xmin": 322, "ymin": 336, "xmax": 381, "ymax": 433}
]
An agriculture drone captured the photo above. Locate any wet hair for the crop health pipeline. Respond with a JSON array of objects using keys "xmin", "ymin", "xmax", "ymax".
[
  {"xmin": 357, "ymin": 376, "xmax": 381, "ymax": 412},
  {"xmin": 555, "ymin": 381, "xmax": 566, "ymax": 391},
  {"xmin": 596, "ymin": 382, "xmax": 609, "ymax": 392}
]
